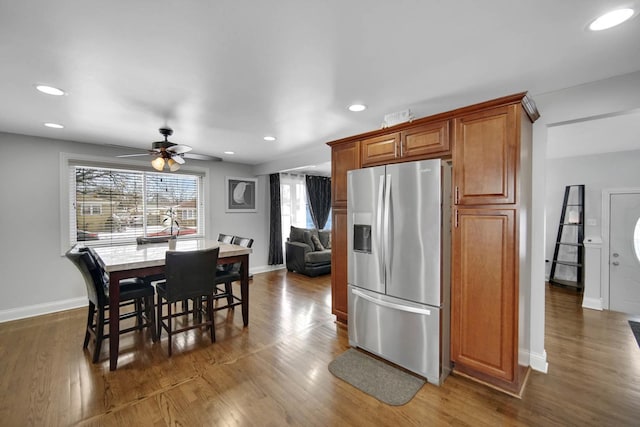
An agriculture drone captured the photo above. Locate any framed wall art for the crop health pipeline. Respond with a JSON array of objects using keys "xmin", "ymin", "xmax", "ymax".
[{"xmin": 225, "ymin": 177, "xmax": 258, "ymax": 213}]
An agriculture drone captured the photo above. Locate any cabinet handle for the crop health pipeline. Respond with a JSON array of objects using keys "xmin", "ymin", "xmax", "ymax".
[
  {"xmin": 455, "ymin": 186, "xmax": 460, "ymax": 204},
  {"xmin": 454, "ymin": 209, "xmax": 459, "ymax": 228}
]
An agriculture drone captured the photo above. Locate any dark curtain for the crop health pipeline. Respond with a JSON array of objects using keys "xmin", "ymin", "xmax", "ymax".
[
  {"xmin": 305, "ymin": 175, "xmax": 332, "ymax": 229},
  {"xmin": 268, "ymin": 173, "xmax": 283, "ymax": 265}
]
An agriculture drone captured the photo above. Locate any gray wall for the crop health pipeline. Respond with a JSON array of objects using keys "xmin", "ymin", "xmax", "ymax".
[
  {"xmin": 545, "ymin": 149, "xmax": 640, "ymax": 277},
  {"xmin": 0, "ymin": 132, "xmax": 274, "ymax": 321}
]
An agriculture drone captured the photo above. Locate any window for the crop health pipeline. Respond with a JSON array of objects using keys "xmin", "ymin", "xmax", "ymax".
[
  {"xmin": 280, "ymin": 173, "xmax": 307, "ymax": 227},
  {"xmin": 70, "ymin": 165, "xmax": 204, "ymax": 245},
  {"xmin": 279, "ymin": 172, "xmax": 332, "ymax": 248},
  {"xmin": 80, "ymin": 203, "xmax": 103, "ymax": 215},
  {"xmin": 280, "ymin": 173, "xmax": 310, "ymax": 245}
]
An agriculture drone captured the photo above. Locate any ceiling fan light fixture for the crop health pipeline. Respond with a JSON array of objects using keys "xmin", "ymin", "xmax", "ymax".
[
  {"xmin": 167, "ymin": 158, "xmax": 181, "ymax": 171},
  {"xmin": 151, "ymin": 156, "xmax": 165, "ymax": 171}
]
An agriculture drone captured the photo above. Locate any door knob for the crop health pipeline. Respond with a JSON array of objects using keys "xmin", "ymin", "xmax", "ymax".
[
  {"xmin": 612, "ymin": 253, "xmax": 619, "ymax": 257},
  {"xmin": 612, "ymin": 261, "xmax": 620, "ymax": 266}
]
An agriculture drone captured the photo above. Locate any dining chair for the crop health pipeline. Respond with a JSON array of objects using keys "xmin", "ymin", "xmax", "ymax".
[
  {"xmin": 217, "ymin": 233, "xmax": 234, "ymax": 244},
  {"xmin": 65, "ymin": 245, "xmax": 157, "ymax": 363},
  {"xmin": 155, "ymin": 247, "xmax": 220, "ymax": 356},
  {"xmin": 213, "ymin": 235, "xmax": 254, "ymax": 310}
]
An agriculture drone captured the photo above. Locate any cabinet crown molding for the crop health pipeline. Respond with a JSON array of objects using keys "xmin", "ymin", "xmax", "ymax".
[{"xmin": 327, "ymin": 92, "xmax": 539, "ymax": 148}]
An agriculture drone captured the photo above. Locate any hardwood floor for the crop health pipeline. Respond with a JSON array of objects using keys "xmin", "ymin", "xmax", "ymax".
[{"xmin": 1, "ymin": 273, "xmax": 639, "ymax": 426}]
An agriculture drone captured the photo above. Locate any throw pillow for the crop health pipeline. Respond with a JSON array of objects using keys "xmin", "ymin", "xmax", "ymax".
[
  {"xmin": 290, "ymin": 226, "xmax": 307, "ymax": 243},
  {"xmin": 318, "ymin": 230, "xmax": 331, "ymax": 249},
  {"xmin": 311, "ymin": 234, "xmax": 325, "ymax": 251},
  {"xmin": 301, "ymin": 230, "xmax": 314, "ymax": 249}
]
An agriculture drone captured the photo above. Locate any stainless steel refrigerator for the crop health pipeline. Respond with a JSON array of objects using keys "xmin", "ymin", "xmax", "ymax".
[{"xmin": 347, "ymin": 158, "xmax": 451, "ymax": 385}]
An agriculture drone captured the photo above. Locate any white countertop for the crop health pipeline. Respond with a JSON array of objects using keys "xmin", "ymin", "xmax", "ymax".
[{"xmin": 92, "ymin": 239, "xmax": 252, "ymax": 272}]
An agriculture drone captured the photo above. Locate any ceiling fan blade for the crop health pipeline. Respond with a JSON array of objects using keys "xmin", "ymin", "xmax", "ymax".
[
  {"xmin": 171, "ymin": 155, "xmax": 185, "ymax": 164},
  {"xmin": 116, "ymin": 153, "xmax": 151, "ymax": 158},
  {"xmin": 184, "ymin": 153, "xmax": 223, "ymax": 161},
  {"xmin": 167, "ymin": 144, "xmax": 192, "ymax": 154}
]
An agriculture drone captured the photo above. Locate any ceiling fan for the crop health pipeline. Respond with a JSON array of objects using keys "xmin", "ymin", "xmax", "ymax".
[{"xmin": 117, "ymin": 127, "xmax": 218, "ymax": 171}]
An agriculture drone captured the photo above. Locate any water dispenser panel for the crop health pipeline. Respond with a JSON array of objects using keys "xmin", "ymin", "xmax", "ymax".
[{"xmin": 353, "ymin": 224, "xmax": 372, "ymax": 253}]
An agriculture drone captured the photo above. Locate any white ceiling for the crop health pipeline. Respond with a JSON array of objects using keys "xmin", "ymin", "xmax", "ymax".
[{"xmin": 1, "ymin": 1, "xmax": 639, "ymax": 169}]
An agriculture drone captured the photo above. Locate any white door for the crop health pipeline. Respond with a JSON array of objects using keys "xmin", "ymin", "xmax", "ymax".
[{"xmin": 609, "ymin": 193, "xmax": 640, "ymax": 315}]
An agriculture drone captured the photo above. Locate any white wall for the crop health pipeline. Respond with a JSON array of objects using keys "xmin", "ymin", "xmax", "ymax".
[
  {"xmin": 529, "ymin": 70, "xmax": 640, "ymax": 373},
  {"xmin": 0, "ymin": 132, "xmax": 275, "ymax": 321},
  {"xmin": 545, "ymin": 149, "xmax": 640, "ymax": 268}
]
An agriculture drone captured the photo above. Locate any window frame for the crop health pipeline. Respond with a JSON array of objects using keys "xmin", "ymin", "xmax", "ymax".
[{"xmin": 60, "ymin": 152, "xmax": 209, "ymax": 254}]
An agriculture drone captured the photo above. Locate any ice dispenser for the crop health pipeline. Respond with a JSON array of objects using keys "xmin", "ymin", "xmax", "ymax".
[{"xmin": 353, "ymin": 224, "xmax": 372, "ymax": 253}]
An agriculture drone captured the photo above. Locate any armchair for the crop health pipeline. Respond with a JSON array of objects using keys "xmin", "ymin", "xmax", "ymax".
[{"xmin": 285, "ymin": 226, "xmax": 331, "ymax": 277}]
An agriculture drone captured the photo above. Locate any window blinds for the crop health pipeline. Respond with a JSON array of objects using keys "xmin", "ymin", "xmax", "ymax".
[{"xmin": 70, "ymin": 165, "xmax": 203, "ymax": 245}]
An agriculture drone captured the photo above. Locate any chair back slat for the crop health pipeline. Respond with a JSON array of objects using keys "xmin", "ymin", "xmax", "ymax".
[
  {"xmin": 226, "ymin": 236, "xmax": 253, "ymax": 273},
  {"xmin": 164, "ymin": 247, "xmax": 220, "ymax": 302},
  {"xmin": 231, "ymin": 236, "xmax": 254, "ymax": 248},
  {"xmin": 217, "ymin": 233, "xmax": 233, "ymax": 244}
]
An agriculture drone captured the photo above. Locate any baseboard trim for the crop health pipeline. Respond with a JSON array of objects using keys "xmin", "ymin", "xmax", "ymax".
[
  {"xmin": 0, "ymin": 297, "xmax": 87, "ymax": 323},
  {"xmin": 250, "ymin": 264, "xmax": 285, "ymax": 275},
  {"xmin": 0, "ymin": 266, "xmax": 287, "ymax": 323},
  {"xmin": 582, "ymin": 297, "xmax": 603, "ymax": 311},
  {"xmin": 529, "ymin": 350, "xmax": 548, "ymax": 373},
  {"xmin": 518, "ymin": 348, "xmax": 530, "ymax": 366}
]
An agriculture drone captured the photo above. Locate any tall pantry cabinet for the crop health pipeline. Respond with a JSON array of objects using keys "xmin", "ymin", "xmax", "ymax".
[
  {"xmin": 330, "ymin": 140, "xmax": 360, "ymax": 323},
  {"xmin": 451, "ymin": 101, "xmax": 536, "ymax": 396},
  {"xmin": 327, "ymin": 93, "xmax": 539, "ymax": 396}
]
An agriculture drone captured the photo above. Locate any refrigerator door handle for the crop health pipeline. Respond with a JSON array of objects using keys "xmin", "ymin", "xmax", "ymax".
[
  {"xmin": 377, "ymin": 174, "xmax": 385, "ymax": 281},
  {"xmin": 351, "ymin": 288, "xmax": 432, "ymax": 316},
  {"xmin": 384, "ymin": 173, "xmax": 392, "ymax": 284}
]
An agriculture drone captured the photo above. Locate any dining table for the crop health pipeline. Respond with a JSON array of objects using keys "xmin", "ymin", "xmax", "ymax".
[{"xmin": 92, "ymin": 239, "xmax": 252, "ymax": 371}]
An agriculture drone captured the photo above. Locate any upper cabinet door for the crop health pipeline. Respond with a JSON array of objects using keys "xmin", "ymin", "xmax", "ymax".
[
  {"xmin": 453, "ymin": 105, "xmax": 519, "ymax": 205},
  {"xmin": 331, "ymin": 141, "xmax": 360, "ymax": 207},
  {"xmin": 400, "ymin": 120, "xmax": 450, "ymax": 161},
  {"xmin": 360, "ymin": 133, "xmax": 400, "ymax": 167}
]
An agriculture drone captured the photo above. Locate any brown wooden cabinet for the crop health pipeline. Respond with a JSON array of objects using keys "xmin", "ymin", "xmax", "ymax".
[
  {"xmin": 451, "ymin": 208, "xmax": 518, "ymax": 387},
  {"xmin": 330, "ymin": 208, "xmax": 348, "ymax": 322},
  {"xmin": 328, "ymin": 140, "xmax": 360, "ymax": 322},
  {"xmin": 360, "ymin": 133, "xmax": 400, "ymax": 166},
  {"xmin": 450, "ymin": 97, "xmax": 535, "ymax": 396},
  {"xmin": 327, "ymin": 92, "xmax": 538, "ymax": 396},
  {"xmin": 401, "ymin": 120, "xmax": 450, "ymax": 161},
  {"xmin": 361, "ymin": 121, "xmax": 450, "ymax": 167},
  {"xmin": 331, "ymin": 141, "xmax": 360, "ymax": 207},
  {"xmin": 453, "ymin": 105, "xmax": 518, "ymax": 205}
]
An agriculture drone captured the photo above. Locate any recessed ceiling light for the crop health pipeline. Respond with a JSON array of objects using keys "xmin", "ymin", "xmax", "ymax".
[
  {"xmin": 264, "ymin": 136, "xmax": 276, "ymax": 141},
  {"xmin": 35, "ymin": 85, "xmax": 66, "ymax": 96},
  {"xmin": 589, "ymin": 8, "xmax": 634, "ymax": 31},
  {"xmin": 224, "ymin": 151, "xmax": 235, "ymax": 155},
  {"xmin": 44, "ymin": 122, "xmax": 64, "ymax": 129},
  {"xmin": 349, "ymin": 104, "xmax": 367, "ymax": 112}
]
